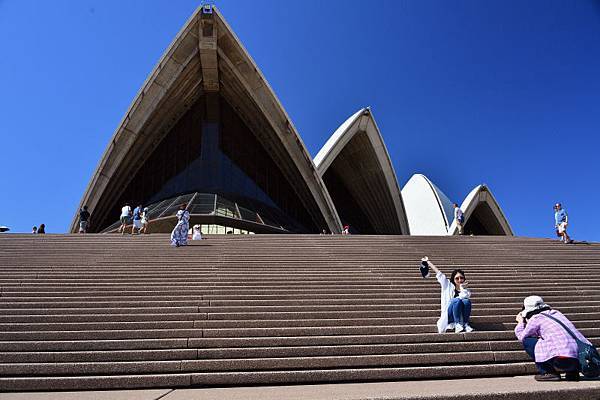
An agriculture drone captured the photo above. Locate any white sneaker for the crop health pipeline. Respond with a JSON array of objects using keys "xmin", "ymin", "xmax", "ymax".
[
  {"xmin": 455, "ymin": 324, "xmax": 464, "ymax": 333},
  {"xmin": 464, "ymin": 323, "xmax": 474, "ymax": 333},
  {"xmin": 446, "ymin": 323, "xmax": 455, "ymax": 331}
]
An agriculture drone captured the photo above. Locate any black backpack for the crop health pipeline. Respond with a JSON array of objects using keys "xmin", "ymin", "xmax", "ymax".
[{"xmin": 542, "ymin": 313, "xmax": 600, "ymax": 378}]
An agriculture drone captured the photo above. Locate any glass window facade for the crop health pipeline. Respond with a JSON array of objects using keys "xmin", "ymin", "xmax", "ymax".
[
  {"xmin": 96, "ymin": 96, "xmax": 317, "ymax": 232},
  {"xmin": 198, "ymin": 224, "xmax": 254, "ymax": 235},
  {"xmin": 101, "ymin": 192, "xmax": 284, "ymax": 234}
]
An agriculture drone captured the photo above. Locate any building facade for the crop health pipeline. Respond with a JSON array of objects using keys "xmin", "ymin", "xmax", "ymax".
[{"xmin": 72, "ymin": 6, "xmax": 512, "ymax": 236}]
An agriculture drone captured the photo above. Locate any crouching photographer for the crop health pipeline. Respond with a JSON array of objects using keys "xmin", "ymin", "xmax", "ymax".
[{"xmin": 515, "ymin": 295, "xmax": 600, "ymax": 381}]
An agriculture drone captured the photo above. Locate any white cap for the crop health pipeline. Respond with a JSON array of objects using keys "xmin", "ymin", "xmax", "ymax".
[{"xmin": 521, "ymin": 295, "xmax": 547, "ymax": 317}]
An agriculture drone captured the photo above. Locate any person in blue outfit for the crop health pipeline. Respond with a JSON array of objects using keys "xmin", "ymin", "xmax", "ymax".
[
  {"xmin": 453, "ymin": 203, "xmax": 465, "ymax": 235},
  {"xmin": 554, "ymin": 203, "xmax": 571, "ymax": 244},
  {"xmin": 131, "ymin": 204, "xmax": 143, "ymax": 235},
  {"xmin": 170, "ymin": 204, "xmax": 190, "ymax": 247}
]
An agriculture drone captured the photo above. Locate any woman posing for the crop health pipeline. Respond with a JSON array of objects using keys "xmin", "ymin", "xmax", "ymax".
[
  {"xmin": 170, "ymin": 204, "xmax": 190, "ymax": 247},
  {"xmin": 422, "ymin": 257, "xmax": 474, "ymax": 333}
]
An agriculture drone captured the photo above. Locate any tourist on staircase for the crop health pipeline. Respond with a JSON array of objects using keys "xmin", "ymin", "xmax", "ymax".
[
  {"xmin": 140, "ymin": 207, "xmax": 150, "ymax": 234},
  {"xmin": 119, "ymin": 203, "xmax": 132, "ymax": 235},
  {"xmin": 79, "ymin": 205, "xmax": 91, "ymax": 233},
  {"xmin": 515, "ymin": 295, "xmax": 597, "ymax": 382},
  {"xmin": 170, "ymin": 203, "xmax": 190, "ymax": 247},
  {"xmin": 131, "ymin": 204, "xmax": 143, "ymax": 235},
  {"xmin": 421, "ymin": 257, "xmax": 474, "ymax": 333},
  {"xmin": 192, "ymin": 224, "xmax": 203, "ymax": 240},
  {"xmin": 453, "ymin": 203, "xmax": 464, "ymax": 235},
  {"xmin": 554, "ymin": 203, "xmax": 572, "ymax": 244}
]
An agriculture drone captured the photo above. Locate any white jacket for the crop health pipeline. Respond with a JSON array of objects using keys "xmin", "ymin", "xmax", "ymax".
[{"xmin": 436, "ymin": 271, "xmax": 471, "ymax": 333}]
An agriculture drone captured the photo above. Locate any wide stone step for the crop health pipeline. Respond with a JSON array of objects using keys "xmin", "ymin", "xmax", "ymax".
[
  {"xmin": 6, "ymin": 321, "xmax": 590, "ymax": 342},
  {"xmin": 1, "ymin": 311, "xmax": 598, "ymax": 330},
  {"xmin": 0, "ymin": 363, "xmax": 536, "ymax": 391},
  {"xmin": 3, "ymin": 297, "xmax": 600, "ymax": 310},
  {"xmin": 2, "ymin": 337, "xmax": 600, "ymax": 363},
  {"xmin": 0, "ymin": 351, "xmax": 537, "ymax": 376}
]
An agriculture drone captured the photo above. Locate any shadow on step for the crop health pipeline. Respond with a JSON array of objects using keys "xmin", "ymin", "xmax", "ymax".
[{"xmin": 471, "ymin": 322, "xmax": 513, "ymax": 331}]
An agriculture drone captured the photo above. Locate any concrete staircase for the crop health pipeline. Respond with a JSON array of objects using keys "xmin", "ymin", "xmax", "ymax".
[{"xmin": 0, "ymin": 234, "xmax": 598, "ymax": 391}]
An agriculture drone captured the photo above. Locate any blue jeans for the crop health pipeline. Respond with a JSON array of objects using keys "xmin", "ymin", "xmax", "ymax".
[
  {"xmin": 447, "ymin": 298, "xmax": 471, "ymax": 325},
  {"xmin": 522, "ymin": 337, "xmax": 579, "ymax": 375}
]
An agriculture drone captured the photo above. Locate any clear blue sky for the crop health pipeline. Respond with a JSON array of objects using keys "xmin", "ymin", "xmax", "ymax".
[{"xmin": 1, "ymin": 0, "xmax": 599, "ymax": 240}]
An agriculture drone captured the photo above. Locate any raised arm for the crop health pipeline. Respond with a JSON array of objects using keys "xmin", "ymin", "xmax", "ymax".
[{"xmin": 424, "ymin": 257, "xmax": 442, "ymax": 275}]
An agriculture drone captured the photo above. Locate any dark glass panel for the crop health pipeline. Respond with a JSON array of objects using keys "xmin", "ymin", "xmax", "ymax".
[
  {"xmin": 323, "ymin": 167, "xmax": 375, "ymax": 234},
  {"xmin": 188, "ymin": 193, "xmax": 216, "ymax": 215},
  {"xmin": 322, "ymin": 130, "xmax": 401, "ymax": 234},
  {"xmin": 99, "ymin": 95, "xmax": 316, "ymax": 232},
  {"xmin": 238, "ymin": 205, "xmax": 260, "ymax": 223},
  {"xmin": 218, "ymin": 98, "xmax": 314, "ymax": 231},
  {"xmin": 215, "ymin": 195, "xmax": 239, "ymax": 218},
  {"xmin": 158, "ymin": 193, "xmax": 195, "ymax": 218},
  {"xmin": 99, "ymin": 98, "xmax": 205, "ymax": 230},
  {"xmin": 103, "ymin": 220, "xmax": 122, "ymax": 233},
  {"xmin": 146, "ymin": 199, "xmax": 174, "ymax": 219}
]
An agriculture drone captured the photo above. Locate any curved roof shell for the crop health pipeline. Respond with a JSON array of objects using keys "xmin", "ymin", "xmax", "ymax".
[
  {"xmin": 70, "ymin": 6, "xmax": 341, "ymax": 233},
  {"xmin": 448, "ymin": 184, "xmax": 513, "ymax": 236},
  {"xmin": 314, "ymin": 108, "xmax": 409, "ymax": 234},
  {"xmin": 401, "ymin": 174, "xmax": 454, "ymax": 235},
  {"xmin": 402, "ymin": 174, "xmax": 512, "ymax": 236}
]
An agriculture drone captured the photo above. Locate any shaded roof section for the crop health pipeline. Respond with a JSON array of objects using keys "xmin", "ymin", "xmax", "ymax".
[
  {"xmin": 314, "ymin": 108, "xmax": 409, "ymax": 234},
  {"xmin": 448, "ymin": 184, "xmax": 514, "ymax": 236},
  {"xmin": 401, "ymin": 174, "xmax": 453, "ymax": 235},
  {"xmin": 71, "ymin": 6, "xmax": 341, "ymax": 233}
]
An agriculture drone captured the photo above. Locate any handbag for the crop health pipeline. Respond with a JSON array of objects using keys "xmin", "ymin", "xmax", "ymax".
[
  {"xmin": 419, "ymin": 260, "xmax": 430, "ymax": 278},
  {"xmin": 541, "ymin": 313, "xmax": 600, "ymax": 377}
]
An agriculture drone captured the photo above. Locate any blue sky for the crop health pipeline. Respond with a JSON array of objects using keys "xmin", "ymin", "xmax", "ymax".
[{"xmin": 1, "ymin": 0, "xmax": 599, "ymax": 240}]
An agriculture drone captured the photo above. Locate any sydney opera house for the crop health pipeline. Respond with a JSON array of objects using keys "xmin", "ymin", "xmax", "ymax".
[{"xmin": 71, "ymin": 5, "xmax": 512, "ymax": 236}]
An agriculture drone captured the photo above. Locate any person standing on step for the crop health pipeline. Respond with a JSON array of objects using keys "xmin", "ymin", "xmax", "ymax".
[
  {"xmin": 170, "ymin": 203, "xmax": 190, "ymax": 247},
  {"xmin": 515, "ymin": 295, "xmax": 593, "ymax": 381},
  {"xmin": 140, "ymin": 207, "xmax": 150, "ymax": 234},
  {"xmin": 37, "ymin": 224, "xmax": 46, "ymax": 234},
  {"xmin": 554, "ymin": 203, "xmax": 572, "ymax": 244},
  {"xmin": 192, "ymin": 224, "xmax": 203, "ymax": 240},
  {"xmin": 421, "ymin": 257, "xmax": 474, "ymax": 333},
  {"xmin": 119, "ymin": 203, "xmax": 132, "ymax": 235},
  {"xmin": 79, "ymin": 205, "xmax": 91, "ymax": 233},
  {"xmin": 131, "ymin": 204, "xmax": 143, "ymax": 235},
  {"xmin": 31, "ymin": 226, "xmax": 38, "ymax": 234},
  {"xmin": 454, "ymin": 203, "xmax": 465, "ymax": 235}
]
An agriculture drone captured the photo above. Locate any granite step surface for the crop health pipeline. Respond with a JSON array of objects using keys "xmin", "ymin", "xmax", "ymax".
[{"xmin": 0, "ymin": 234, "xmax": 599, "ymax": 391}]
